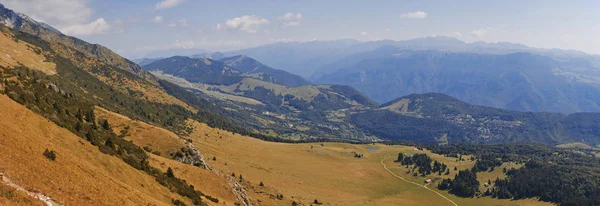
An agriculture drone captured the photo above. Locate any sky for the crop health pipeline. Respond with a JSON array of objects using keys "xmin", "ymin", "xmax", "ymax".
[{"xmin": 1, "ymin": 0, "xmax": 599, "ymax": 58}]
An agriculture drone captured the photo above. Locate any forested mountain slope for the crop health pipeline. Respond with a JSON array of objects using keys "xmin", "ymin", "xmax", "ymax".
[
  {"xmin": 352, "ymin": 93, "xmax": 600, "ymax": 145},
  {"xmin": 314, "ymin": 47, "xmax": 600, "ymax": 113}
]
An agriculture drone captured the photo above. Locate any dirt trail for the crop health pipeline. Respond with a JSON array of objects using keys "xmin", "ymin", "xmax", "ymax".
[
  {"xmin": 380, "ymin": 157, "xmax": 459, "ymax": 206},
  {"xmin": 0, "ymin": 173, "xmax": 62, "ymax": 206}
]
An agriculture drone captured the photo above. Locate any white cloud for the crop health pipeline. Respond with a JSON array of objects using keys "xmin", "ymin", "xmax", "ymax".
[
  {"xmin": 360, "ymin": 31, "xmax": 368, "ymax": 36},
  {"xmin": 0, "ymin": 0, "xmax": 126, "ymax": 35},
  {"xmin": 470, "ymin": 29, "xmax": 487, "ymax": 37},
  {"xmin": 156, "ymin": 0, "xmax": 184, "ymax": 10},
  {"xmin": 225, "ymin": 15, "xmax": 270, "ymax": 33},
  {"xmin": 279, "ymin": 12, "xmax": 302, "ymax": 21},
  {"xmin": 453, "ymin": 32, "xmax": 463, "ymax": 37},
  {"xmin": 400, "ymin": 11, "xmax": 427, "ymax": 19},
  {"xmin": 278, "ymin": 12, "xmax": 302, "ymax": 28},
  {"xmin": 385, "ymin": 28, "xmax": 392, "ymax": 32},
  {"xmin": 61, "ymin": 18, "xmax": 111, "ymax": 35},
  {"xmin": 153, "ymin": 16, "xmax": 164, "ymax": 23},
  {"xmin": 0, "ymin": 0, "xmax": 93, "ymax": 26},
  {"xmin": 172, "ymin": 40, "xmax": 196, "ymax": 49}
]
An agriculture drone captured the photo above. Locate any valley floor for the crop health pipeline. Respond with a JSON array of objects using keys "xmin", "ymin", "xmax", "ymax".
[{"xmin": 183, "ymin": 120, "xmax": 554, "ymax": 206}]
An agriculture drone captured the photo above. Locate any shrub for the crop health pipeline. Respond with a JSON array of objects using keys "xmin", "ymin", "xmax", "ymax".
[{"xmin": 43, "ymin": 149, "xmax": 56, "ymax": 161}]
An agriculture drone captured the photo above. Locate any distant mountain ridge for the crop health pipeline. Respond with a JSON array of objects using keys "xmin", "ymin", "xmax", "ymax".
[
  {"xmin": 314, "ymin": 47, "xmax": 600, "ymax": 113},
  {"xmin": 144, "ymin": 56, "xmax": 243, "ymax": 85},
  {"xmin": 144, "ymin": 55, "xmax": 312, "ymax": 87},
  {"xmin": 221, "ymin": 55, "xmax": 312, "ymax": 87}
]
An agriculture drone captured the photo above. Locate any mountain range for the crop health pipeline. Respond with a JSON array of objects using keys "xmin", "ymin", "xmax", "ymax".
[
  {"xmin": 142, "ymin": 53, "xmax": 600, "ymax": 146},
  {"xmin": 2, "ymin": 3, "xmax": 600, "ymax": 205},
  {"xmin": 161, "ymin": 36, "xmax": 600, "ymax": 114},
  {"xmin": 314, "ymin": 48, "xmax": 600, "ymax": 113}
]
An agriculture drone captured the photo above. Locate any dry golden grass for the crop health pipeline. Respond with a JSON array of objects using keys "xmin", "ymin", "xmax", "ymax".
[
  {"xmin": 0, "ymin": 30, "xmax": 56, "ymax": 75},
  {"xmin": 0, "ymin": 183, "xmax": 45, "ymax": 206},
  {"xmin": 0, "ymin": 87, "xmax": 556, "ymax": 206},
  {"xmin": 96, "ymin": 107, "xmax": 238, "ymax": 205},
  {"xmin": 95, "ymin": 106, "xmax": 186, "ymax": 158},
  {"xmin": 148, "ymin": 154, "xmax": 238, "ymax": 205},
  {"xmin": 0, "ymin": 94, "xmax": 192, "ymax": 206},
  {"xmin": 183, "ymin": 119, "xmax": 553, "ymax": 206},
  {"xmin": 91, "ymin": 69, "xmax": 197, "ymax": 113},
  {"xmin": 35, "ymin": 36, "xmax": 196, "ymax": 113}
]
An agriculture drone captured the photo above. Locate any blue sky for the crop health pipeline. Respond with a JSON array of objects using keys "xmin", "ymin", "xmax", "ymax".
[{"xmin": 1, "ymin": 0, "xmax": 599, "ymax": 58}]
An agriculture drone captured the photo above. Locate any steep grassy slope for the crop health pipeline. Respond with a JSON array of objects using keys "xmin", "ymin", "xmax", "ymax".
[
  {"xmin": 0, "ymin": 30, "xmax": 55, "ymax": 75},
  {"xmin": 0, "ymin": 94, "xmax": 194, "ymax": 205},
  {"xmin": 95, "ymin": 107, "xmax": 241, "ymax": 205},
  {"xmin": 0, "ymin": 10, "xmax": 250, "ymax": 204},
  {"xmin": 95, "ymin": 107, "xmax": 187, "ymax": 159},
  {"xmin": 0, "ymin": 3, "xmax": 156, "ymax": 83},
  {"xmin": 0, "ymin": 183, "xmax": 45, "ymax": 206}
]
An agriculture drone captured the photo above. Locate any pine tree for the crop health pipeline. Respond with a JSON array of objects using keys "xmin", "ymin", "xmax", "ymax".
[
  {"xmin": 75, "ymin": 109, "xmax": 83, "ymax": 122},
  {"xmin": 102, "ymin": 119, "xmax": 111, "ymax": 130},
  {"xmin": 43, "ymin": 149, "xmax": 56, "ymax": 161},
  {"xmin": 166, "ymin": 167, "xmax": 175, "ymax": 178},
  {"xmin": 396, "ymin": 152, "xmax": 404, "ymax": 162},
  {"xmin": 85, "ymin": 109, "xmax": 95, "ymax": 123},
  {"xmin": 105, "ymin": 138, "xmax": 114, "ymax": 149}
]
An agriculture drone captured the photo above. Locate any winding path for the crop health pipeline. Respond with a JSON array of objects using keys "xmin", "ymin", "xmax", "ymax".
[
  {"xmin": 0, "ymin": 173, "xmax": 62, "ymax": 206},
  {"xmin": 380, "ymin": 157, "xmax": 459, "ymax": 206}
]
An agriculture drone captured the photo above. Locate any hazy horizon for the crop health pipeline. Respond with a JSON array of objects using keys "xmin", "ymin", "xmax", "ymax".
[{"xmin": 2, "ymin": 0, "xmax": 600, "ymax": 59}]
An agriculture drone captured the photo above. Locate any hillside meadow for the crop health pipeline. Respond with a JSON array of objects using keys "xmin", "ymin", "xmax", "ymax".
[
  {"xmin": 96, "ymin": 106, "xmax": 552, "ymax": 206},
  {"xmin": 0, "ymin": 95, "xmax": 195, "ymax": 206}
]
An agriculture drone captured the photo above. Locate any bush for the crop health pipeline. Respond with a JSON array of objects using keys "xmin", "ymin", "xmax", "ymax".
[
  {"xmin": 172, "ymin": 199, "xmax": 186, "ymax": 206},
  {"xmin": 43, "ymin": 149, "xmax": 56, "ymax": 161}
]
